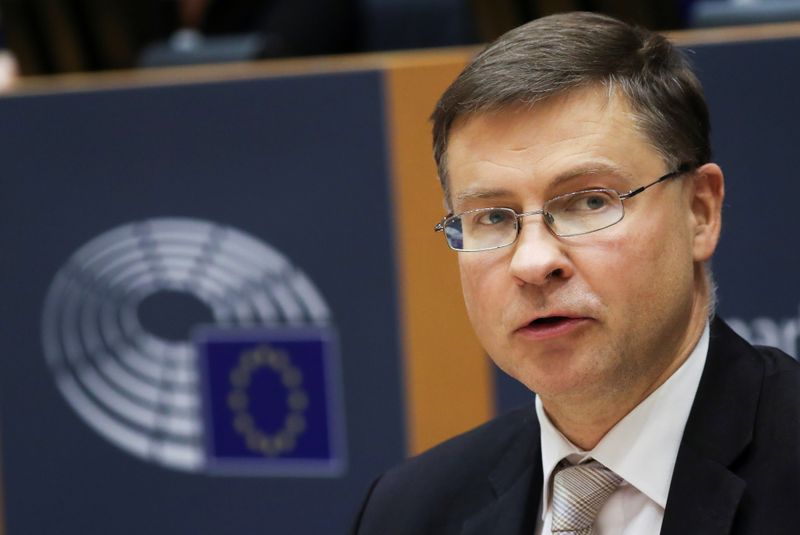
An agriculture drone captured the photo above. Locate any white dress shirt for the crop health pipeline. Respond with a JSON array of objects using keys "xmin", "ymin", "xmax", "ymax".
[{"xmin": 534, "ymin": 323, "xmax": 710, "ymax": 535}]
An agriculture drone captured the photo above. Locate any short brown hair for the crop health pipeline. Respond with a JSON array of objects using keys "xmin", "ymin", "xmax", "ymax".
[{"xmin": 431, "ymin": 11, "xmax": 710, "ymax": 202}]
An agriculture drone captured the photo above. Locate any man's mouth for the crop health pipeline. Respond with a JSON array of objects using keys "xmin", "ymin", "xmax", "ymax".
[
  {"xmin": 516, "ymin": 315, "xmax": 590, "ymax": 340},
  {"xmin": 529, "ymin": 316, "xmax": 571, "ymax": 326}
]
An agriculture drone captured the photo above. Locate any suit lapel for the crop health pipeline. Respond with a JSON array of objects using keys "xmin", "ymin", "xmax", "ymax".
[
  {"xmin": 461, "ymin": 410, "xmax": 543, "ymax": 535},
  {"xmin": 661, "ymin": 318, "xmax": 763, "ymax": 535},
  {"xmin": 661, "ymin": 446, "xmax": 746, "ymax": 534}
]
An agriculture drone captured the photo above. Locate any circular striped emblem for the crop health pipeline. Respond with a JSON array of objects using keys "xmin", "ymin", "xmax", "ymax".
[{"xmin": 41, "ymin": 218, "xmax": 330, "ymax": 471}]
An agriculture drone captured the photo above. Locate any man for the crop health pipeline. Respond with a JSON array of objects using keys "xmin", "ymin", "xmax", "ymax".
[{"xmin": 352, "ymin": 11, "xmax": 800, "ymax": 535}]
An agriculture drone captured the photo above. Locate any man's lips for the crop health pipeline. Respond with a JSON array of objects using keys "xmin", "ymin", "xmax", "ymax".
[
  {"xmin": 516, "ymin": 313, "xmax": 587, "ymax": 329},
  {"xmin": 514, "ymin": 314, "xmax": 592, "ymax": 340}
]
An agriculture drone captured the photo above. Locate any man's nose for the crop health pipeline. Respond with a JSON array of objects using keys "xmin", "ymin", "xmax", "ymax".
[{"xmin": 508, "ymin": 216, "xmax": 573, "ymax": 286}]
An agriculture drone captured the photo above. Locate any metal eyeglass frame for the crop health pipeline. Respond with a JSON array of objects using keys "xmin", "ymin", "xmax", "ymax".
[{"xmin": 434, "ymin": 165, "xmax": 692, "ymax": 252}]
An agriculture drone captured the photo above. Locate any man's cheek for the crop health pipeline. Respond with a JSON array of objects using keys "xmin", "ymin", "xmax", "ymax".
[
  {"xmin": 461, "ymin": 276, "xmax": 491, "ymax": 323},
  {"xmin": 460, "ymin": 269, "xmax": 502, "ymax": 332},
  {"xmin": 459, "ymin": 259, "xmax": 497, "ymax": 297}
]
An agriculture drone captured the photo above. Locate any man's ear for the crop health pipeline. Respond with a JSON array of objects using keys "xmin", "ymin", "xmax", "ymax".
[{"xmin": 689, "ymin": 163, "xmax": 725, "ymax": 262}]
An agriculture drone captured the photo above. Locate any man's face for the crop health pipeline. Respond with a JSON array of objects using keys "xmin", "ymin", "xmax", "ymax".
[{"xmin": 446, "ymin": 85, "xmax": 720, "ymax": 409}]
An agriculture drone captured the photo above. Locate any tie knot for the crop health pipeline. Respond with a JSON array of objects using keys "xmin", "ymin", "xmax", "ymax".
[{"xmin": 551, "ymin": 460, "xmax": 623, "ymax": 534}]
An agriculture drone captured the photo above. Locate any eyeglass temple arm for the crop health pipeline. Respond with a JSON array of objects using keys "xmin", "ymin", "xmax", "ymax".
[{"xmin": 619, "ymin": 165, "xmax": 692, "ymax": 201}]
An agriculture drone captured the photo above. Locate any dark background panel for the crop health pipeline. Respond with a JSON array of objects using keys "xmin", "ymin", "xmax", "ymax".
[
  {"xmin": 0, "ymin": 71, "xmax": 404, "ymax": 534},
  {"xmin": 696, "ymin": 38, "xmax": 800, "ymax": 319},
  {"xmin": 496, "ymin": 37, "xmax": 800, "ymax": 413}
]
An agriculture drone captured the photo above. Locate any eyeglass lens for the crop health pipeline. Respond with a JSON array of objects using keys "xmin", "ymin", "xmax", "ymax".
[{"xmin": 444, "ymin": 189, "xmax": 625, "ymax": 251}]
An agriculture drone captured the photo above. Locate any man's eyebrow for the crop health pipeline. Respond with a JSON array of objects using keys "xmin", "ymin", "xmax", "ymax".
[
  {"xmin": 550, "ymin": 162, "xmax": 636, "ymax": 186},
  {"xmin": 454, "ymin": 188, "xmax": 515, "ymax": 204},
  {"xmin": 453, "ymin": 162, "xmax": 635, "ymax": 206}
]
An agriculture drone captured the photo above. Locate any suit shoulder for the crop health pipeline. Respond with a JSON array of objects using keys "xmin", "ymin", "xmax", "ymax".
[
  {"xmin": 753, "ymin": 344, "xmax": 800, "ymax": 377},
  {"xmin": 712, "ymin": 318, "xmax": 800, "ymax": 385},
  {"xmin": 752, "ymin": 345, "xmax": 800, "ymax": 421},
  {"xmin": 351, "ymin": 405, "xmax": 538, "ymax": 534},
  {"xmin": 388, "ymin": 403, "xmax": 536, "ymax": 479},
  {"xmin": 714, "ymin": 320, "xmax": 800, "ymax": 413}
]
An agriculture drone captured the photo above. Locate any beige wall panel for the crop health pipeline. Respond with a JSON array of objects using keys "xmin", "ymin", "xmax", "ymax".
[{"xmin": 385, "ymin": 55, "xmax": 496, "ymax": 455}]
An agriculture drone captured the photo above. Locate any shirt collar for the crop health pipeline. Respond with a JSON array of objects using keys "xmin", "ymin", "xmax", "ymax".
[{"xmin": 537, "ymin": 322, "xmax": 710, "ymax": 517}]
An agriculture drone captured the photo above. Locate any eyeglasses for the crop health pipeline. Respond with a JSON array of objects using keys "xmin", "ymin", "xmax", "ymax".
[{"xmin": 434, "ymin": 167, "xmax": 690, "ymax": 252}]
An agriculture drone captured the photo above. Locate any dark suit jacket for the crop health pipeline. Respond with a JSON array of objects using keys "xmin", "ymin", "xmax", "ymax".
[{"xmin": 352, "ymin": 318, "xmax": 800, "ymax": 534}]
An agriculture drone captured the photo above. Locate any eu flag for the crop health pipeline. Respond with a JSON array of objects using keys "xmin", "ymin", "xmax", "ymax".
[{"xmin": 196, "ymin": 325, "xmax": 345, "ymax": 476}]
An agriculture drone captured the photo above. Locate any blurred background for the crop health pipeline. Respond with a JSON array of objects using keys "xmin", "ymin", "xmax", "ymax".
[
  {"xmin": 2, "ymin": 1, "xmax": 800, "ymax": 534},
  {"xmin": 4, "ymin": 0, "xmax": 800, "ymax": 78}
]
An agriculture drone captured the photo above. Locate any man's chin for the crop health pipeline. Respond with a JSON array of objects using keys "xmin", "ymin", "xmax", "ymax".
[{"xmin": 510, "ymin": 364, "xmax": 605, "ymax": 402}]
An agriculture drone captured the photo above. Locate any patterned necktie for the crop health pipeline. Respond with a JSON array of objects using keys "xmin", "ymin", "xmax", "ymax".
[{"xmin": 551, "ymin": 459, "xmax": 623, "ymax": 535}]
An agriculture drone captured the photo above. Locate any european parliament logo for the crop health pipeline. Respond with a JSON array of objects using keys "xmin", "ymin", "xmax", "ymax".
[{"xmin": 41, "ymin": 217, "xmax": 346, "ymax": 476}]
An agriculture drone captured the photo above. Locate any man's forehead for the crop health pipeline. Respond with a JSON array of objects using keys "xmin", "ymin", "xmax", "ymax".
[{"xmin": 450, "ymin": 90, "xmax": 648, "ymax": 165}]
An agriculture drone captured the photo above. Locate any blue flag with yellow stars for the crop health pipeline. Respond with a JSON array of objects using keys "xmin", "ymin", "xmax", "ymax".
[{"xmin": 197, "ymin": 326, "xmax": 345, "ymax": 476}]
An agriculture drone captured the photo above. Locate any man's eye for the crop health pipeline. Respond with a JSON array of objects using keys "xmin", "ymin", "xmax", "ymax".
[
  {"xmin": 583, "ymin": 195, "xmax": 608, "ymax": 210},
  {"xmin": 564, "ymin": 192, "xmax": 612, "ymax": 212},
  {"xmin": 477, "ymin": 210, "xmax": 511, "ymax": 225}
]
